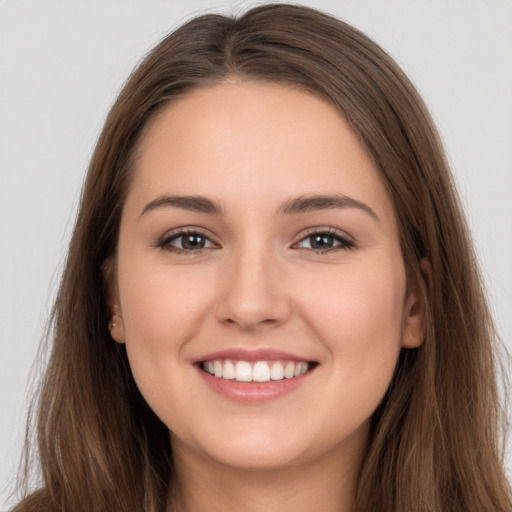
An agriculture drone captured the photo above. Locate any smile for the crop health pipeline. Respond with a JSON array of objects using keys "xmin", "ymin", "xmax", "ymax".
[
  {"xmin": 201, "ymin": 359, "xmax": 310, "ymax": 382},
  {"xmin": 194, "ymin": 349, "xmax": 318, "ymax": 403}
]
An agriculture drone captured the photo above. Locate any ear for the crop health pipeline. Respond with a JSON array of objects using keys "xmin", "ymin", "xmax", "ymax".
[
  {"xmin": 401, "ymin": 258, "xmax": 429, "ymax": 349},
  {"xmin": 109, "ymin": 303, "xmax": 126, "ymax": 344},
  {"xmin": 103, "ymin": 258, "xmax": 126, "ymax": 344}
]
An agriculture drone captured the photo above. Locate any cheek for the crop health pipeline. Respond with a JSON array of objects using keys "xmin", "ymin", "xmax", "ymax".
[
  {"xmin": 119, "ymin": 260, "xmax": 214, "ymax": 345},
  {"xmin": 300, "ymin": 257, "xmax": 406, "ymax": 381},
  {"xmin": 116, "ymin": 260, "xmax": 216, "ymax": 402},
  {"xmin": 296, "ymin": 260, "xmax": 406, "ymax": 435}
]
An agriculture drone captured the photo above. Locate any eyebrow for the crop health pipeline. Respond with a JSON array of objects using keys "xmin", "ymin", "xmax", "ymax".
[
  {"xmin": 139, "ymin": 193, "xmax": 378, "ymax": 221},
  {"xmin": 140, "ymin": 195, "xmax": 225, "ymax": 218},
  {"xmin": 277, "ymin": 194, "xmax": 379, "ymax": 221}
]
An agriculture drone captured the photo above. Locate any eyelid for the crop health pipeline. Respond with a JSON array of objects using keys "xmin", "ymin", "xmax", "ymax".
[
  {"xmin": 292, "ymin": 227, "xmax": 356, "ymax": 252},
  {"xmin": 154, "ymin": 227, "xmax": 220, "ymax": 252},
  {"xmin": 153, "ymin": 225, "xmax": 355, "ymax": 253}
]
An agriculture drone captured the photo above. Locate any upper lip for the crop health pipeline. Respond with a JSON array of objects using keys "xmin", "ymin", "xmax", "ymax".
[{"xmin": 193, "ymin": 348, "xmax": 316, "ymax": 364}]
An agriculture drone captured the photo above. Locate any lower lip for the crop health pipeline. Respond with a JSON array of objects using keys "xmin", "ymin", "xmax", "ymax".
[{"xmin": 196, "ymin": 366, "xmax": 315, "ymax": 403}]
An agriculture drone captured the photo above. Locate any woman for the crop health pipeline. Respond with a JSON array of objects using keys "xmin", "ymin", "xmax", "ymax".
[{"xmin": 13, "ymin": 4, "xmax": 511, "ymax": 512}]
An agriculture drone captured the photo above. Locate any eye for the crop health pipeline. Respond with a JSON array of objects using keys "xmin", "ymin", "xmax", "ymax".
[
  {"xmin": 157, "ymin": 231, "xmax": 217, "ymax": 252},
  {"xmin": 295, "ymin": 230, "xmax": 355, "ymax": 252}
]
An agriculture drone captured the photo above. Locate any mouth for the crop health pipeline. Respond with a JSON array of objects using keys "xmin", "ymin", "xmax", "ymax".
[
  {"xmin": 199, "ymin": 359, "xmax": 317, "ymax": 383},
  {"xmin": 194, "ymin": 349, "xmax": 319, "ymax": 403}
]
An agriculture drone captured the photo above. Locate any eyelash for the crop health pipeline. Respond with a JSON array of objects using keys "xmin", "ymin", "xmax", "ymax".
[
  {"xmin": 155, "ymin": 228, "xmax": 355, "ymax": 254},
  {"xmin": 294, "ymin": 228, "xmax": 355, "ymax": 253},
  {"xmin": 155, "ymin": 229, "xmax": 217, "ymax": 254}
]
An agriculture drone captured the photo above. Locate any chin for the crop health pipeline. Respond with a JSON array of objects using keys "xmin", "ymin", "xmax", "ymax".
[
  {"xmin": 203, "ymin": 440, "xmax": 308, "ymax": 471},
  {"xmin": 172, "ymin": 419, "xmax": 317, "ymax": 471}
]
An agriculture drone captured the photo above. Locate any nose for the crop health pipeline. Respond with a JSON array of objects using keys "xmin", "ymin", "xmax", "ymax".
[{"xmin": 215, "ymin": 245, "xmax": 292, "ymax": 332}]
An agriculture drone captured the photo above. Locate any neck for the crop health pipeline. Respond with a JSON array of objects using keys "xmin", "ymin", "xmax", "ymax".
[{"xmin": 167, "ymin": 433, "xmax": 366, "ymax": 512}]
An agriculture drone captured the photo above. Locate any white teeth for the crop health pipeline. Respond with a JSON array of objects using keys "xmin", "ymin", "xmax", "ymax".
[
  {"xmin": 214, "ymin": 360, "xmax": 223, "ymax": 378},
  {"xmin": 223, "ymin": 360, "xmax": 236, "ymax": 380},
  {"xmin": 293, "ymin": 362, "xmax": 308, "ymax": 377},
  {"xmin": 284, "ymin": 361, "xmax": 295, "ymax": 379},
  {"xmin": 253, "ymin": 361, "xmax": 271, "ymax": 382},
  {"xmin": 202, "ymin": 359, "xmax": 311, "ymax": 382},
  {"xmin": 235, "ymin": 361, "xmax": 252, "ymax": 382},
  {"xmin": 270, "ymin": 362, "xmax": 284, "ymax": 380}
]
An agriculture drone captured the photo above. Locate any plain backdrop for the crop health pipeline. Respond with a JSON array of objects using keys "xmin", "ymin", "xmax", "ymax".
[{"xmin": 1, "ymin": 0, "xmax": 511, "ymax": 509}]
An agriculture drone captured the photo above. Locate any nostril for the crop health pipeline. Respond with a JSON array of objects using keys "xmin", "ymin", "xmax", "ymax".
[{"xmin": 214, "ymin": 272, "xmax": 292, "ymax": 330}]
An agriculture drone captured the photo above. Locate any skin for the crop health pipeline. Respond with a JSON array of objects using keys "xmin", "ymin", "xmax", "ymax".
[{"xmin": 109, "ymin": 80, "xmax": 425, "ymax": 512}]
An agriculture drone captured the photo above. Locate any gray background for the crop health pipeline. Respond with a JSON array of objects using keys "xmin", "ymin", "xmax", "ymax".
[{"xmin": 1, "ymin": 1, "xmax": 511, "ymax": 508}]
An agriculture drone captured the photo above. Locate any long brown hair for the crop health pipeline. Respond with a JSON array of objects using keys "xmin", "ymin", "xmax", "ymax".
[{"xmin": 14, "ymin": 4, "xmax": 511, "ymax": 511}]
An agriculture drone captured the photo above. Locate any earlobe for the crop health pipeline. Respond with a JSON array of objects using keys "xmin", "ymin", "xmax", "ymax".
[
  {"xmin": 401, "ymin": 258, "xmax": 430, "ymax": 349},
  {"xmin": 108, "ymin": 304, "xmax": 126, "ymax": 344},
  {"xmin": 103, "ymin": 257, "xmax": 126, "ymax": 344}
]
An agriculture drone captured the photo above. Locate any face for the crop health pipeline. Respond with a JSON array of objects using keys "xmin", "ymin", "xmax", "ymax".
[{"xmin": 109, "ymin": 80, "xmax": 424, "ymax": 472}]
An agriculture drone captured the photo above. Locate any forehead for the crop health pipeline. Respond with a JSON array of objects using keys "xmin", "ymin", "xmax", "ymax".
[{"xmin": 126, "ymin": 80, "xmax": 396, "ymax": 227}]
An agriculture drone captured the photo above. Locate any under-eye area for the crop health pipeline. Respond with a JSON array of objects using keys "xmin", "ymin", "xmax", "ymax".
[{"xmin": 199, "ymin": 359, "xmax": 319, "ymax": 382}]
